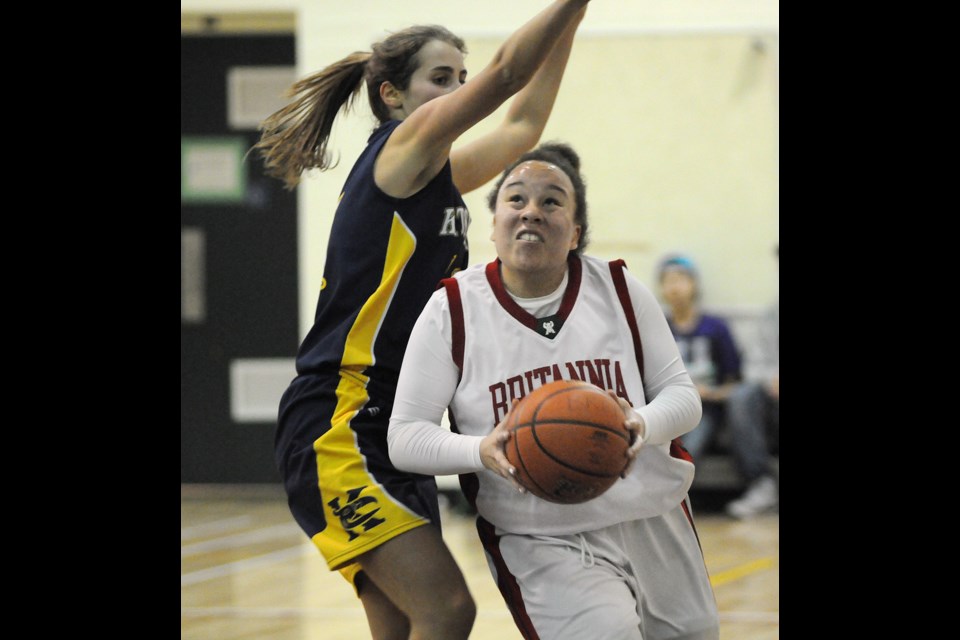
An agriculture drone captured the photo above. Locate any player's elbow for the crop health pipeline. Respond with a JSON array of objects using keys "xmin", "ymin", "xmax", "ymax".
[
  {"xmin": 487, "ymin": 50, "xmax": 534, "ymax": 97},
  {"xmin": 494, "ymin": 122, "xmax": 544, "ymax": 166},
  {"xmin": 686, "ymin": 386, "xmax": 703, "ymax": 427},
  {"xmin": 385, "ymin": 420, "xmax": 408, "ymax": 470},
  {"xmin": 512, "ymin": 126, "xmax": 545, "ymax": 154}
]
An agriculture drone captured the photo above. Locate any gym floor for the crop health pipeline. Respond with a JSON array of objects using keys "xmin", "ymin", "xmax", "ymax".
[{"xmin": 181, "ymin": 484, "xmax": 779, "ymax": 639}]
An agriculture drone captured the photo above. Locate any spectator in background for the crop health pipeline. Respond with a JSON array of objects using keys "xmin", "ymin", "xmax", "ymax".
[
  {"xmin": 724, "ymin": 246, "xmax": 779, "ymax": 518},
  {"xmin": 657, "ymin": 254, "xmax": 742, "ymax": 462}
]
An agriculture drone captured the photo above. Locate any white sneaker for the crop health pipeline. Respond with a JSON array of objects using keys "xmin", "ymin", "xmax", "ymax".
[{"xmin": 726, "ymin": 476, "xmax": 778, "ymax": 519}]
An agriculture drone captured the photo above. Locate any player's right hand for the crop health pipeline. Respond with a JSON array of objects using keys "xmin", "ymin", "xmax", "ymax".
[{"xmin": 480, "ymin": 405, "xmax": 526, "ymax": 493}]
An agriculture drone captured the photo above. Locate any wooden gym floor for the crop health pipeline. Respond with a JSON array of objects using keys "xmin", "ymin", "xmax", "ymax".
[{"xmin": 181, "ymin": 484, "xmax": 779, "ymax": 639}]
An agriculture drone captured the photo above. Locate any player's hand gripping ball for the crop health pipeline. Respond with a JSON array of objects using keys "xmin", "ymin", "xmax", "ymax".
[{"xmin": 504, "ymin": 380, "xmax": 632, "ymax": 504}]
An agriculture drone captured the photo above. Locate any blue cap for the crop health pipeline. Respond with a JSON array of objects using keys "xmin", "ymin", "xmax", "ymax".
[{"xmin": 657, "ymin": 254, "xmax": 698, "ymax": 280}]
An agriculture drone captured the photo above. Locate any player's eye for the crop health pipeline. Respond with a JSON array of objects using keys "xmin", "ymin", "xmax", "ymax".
[{"xmin": 541, "ymin": 197, "xmax": 567, "ymax": 211}]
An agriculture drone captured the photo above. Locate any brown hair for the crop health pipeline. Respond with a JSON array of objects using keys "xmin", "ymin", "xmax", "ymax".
[{"xmin": 255, "ymin": 25, "xmax": 466, "ymax": 189}]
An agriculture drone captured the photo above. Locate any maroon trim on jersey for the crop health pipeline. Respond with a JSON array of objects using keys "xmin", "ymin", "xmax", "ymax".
[
  {"xmin": 486, "ymin": 261, "xmax": 536, "ymax": 329},
  {"xmin": 671, "ymin": 442, "xmax": 713, "ymax": 593},
  {"xmin": 679, "ymin": 492, "xmax": 713, "ymax": 588},
  {"xmin": 556, "ymin": 255, "xmax": 581, "ymax": 317},
  {"xmin": 671, "ymin": 423, "xmax": 699, "ymax": 470},
  {"xmin": 441, "ymin": 277, "xmax": 465, "ymax": 375},
  {"xmin": 671, "ymin": 438, "xmax": 704, "ymax": 552},
  {"xmin": 484, "ymin": 256, "xmax": 582, "ymax": 333},
  {"xmin": 476, "ymin": 517, "xmax": 541, "ymax": 640},
  {"xmin": 680, "ymin": 498, "xmax": 698, "ymax": 539},
  {"xmin": 443, "ymin": 280, "xmax": 478, "ymax": 504},
  {"xmin": 457, "ymin": 471, "xmax": 480, "ymax": 509},
  {"xmin": 608, "ymin": 259, "xmax": 645, "ymax": 380},
  {"xmin": 671, "ymin": 437, "xmax": 693, "ymax": 464}
]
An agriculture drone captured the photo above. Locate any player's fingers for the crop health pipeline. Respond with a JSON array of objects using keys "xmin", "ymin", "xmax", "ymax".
[
  {"xmin": 483, "ymin": 454, "xmax": 520, "ymax": 491},
  {"xmin": 497, "ymin": 458, "xmax": 525, "ymax": 492},
  {"xmin": 620, "ymin": 435, "xmax": 644, "ymax": 478},
  {"xmin": 505, "ymin": 396, "xmax": 522, "ymax": 417},
  {"xmin": 606, "ymin": 389, "xmax": 628, "ymax": 409},
  {"xmin": 490, "ymin": 409, "xmax": 522, "ymax": 491},
  {"xmin": 508, "ymin": 472, "xmax": 525, "ymax": 493},
  {"xmin": 608, "ymin": 391, "xmax": 642, "ymax": 431}
]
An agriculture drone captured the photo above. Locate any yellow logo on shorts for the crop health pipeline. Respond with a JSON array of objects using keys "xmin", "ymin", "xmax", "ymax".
[{"xmin": 328, "ymin": 486, "xmax": 386, "ymax": 541}]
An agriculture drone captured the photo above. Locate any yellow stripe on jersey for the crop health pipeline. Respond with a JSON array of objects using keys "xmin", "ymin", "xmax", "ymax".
[
  {"xmin": 311, "ymin": 372, "xmax": 427, "ymax": 572},
  {"xmin": 342, "ymin": 213, "xmax": 417, "ymax": 368}
]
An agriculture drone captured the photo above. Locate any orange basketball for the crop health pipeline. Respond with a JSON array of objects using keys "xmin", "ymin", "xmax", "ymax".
[{"xmin": 504, "ymin": 379, "xmax": 632, "ymax": 504}]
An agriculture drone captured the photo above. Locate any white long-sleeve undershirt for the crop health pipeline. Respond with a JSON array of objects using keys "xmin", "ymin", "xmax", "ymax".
[{"xmin": 387, "ymin": 266, "xmax": 701, "ymax": 476}]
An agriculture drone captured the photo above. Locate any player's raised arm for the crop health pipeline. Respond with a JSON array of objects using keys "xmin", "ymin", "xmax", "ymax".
[
  {"xmin": 450, "ymin": 5, "xmax": 585, "ymax": 194},
  {"xmin": 374, "ymin": 0, "xmax": 590, "ymax": 199}
]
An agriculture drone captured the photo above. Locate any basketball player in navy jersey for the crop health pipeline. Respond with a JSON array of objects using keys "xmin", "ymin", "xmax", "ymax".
[
  {"xmin": 255, "ymin": 3, "xmax": 589, "ymax": 638},
  {"xmin": 389, "ymin": 143, "xmax": 720, "ymax": 639}
]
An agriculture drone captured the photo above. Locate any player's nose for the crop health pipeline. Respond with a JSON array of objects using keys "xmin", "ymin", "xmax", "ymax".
[{"xmin": 520, "ymin": 205, "xmax": 543, "ymax": 222}]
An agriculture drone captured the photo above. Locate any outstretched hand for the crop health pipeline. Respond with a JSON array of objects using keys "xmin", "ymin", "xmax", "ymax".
[
  {"xmin": 480, "ymin": 405, "xmax": 526, "ymax": 493},
  {"xmin": 606, "ymin": 391, "xmax": 646, "ymax": 478}
]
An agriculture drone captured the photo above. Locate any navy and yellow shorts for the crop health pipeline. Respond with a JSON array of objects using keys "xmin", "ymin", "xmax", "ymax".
[{"xmin": 276, "ymin": 368, "xmax": 440, "ymax": 588}]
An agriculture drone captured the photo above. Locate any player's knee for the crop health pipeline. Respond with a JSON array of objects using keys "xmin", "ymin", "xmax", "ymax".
[
  {"xmin": 445, "ymin": 587, "xmax": 477, "ymax": 628},
  {"xmin": 418, "ymin": 586, "xmax": 475, "ymax": 633}
]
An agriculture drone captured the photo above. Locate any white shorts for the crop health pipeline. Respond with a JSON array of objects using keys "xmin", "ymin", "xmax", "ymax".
[{"xmin": 477, "ymin": 500, "xmax": 719, "ymax": 640}]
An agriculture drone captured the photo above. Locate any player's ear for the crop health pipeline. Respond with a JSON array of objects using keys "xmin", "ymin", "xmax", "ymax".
[{"xmin": 380, "ymin": 81, "xmax": 402, "ymax": 109}]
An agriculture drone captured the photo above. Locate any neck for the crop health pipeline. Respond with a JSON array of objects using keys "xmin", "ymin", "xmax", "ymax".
[
  {"xmin": 671, "ymin": 304, "xmax": 699, "ymax": 328},
  {"xmin": 502, "ymin": 265, "xmax": 567, "ymax": 299}
]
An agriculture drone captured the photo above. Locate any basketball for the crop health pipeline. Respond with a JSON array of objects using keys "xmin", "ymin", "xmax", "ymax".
[{"xmin": 504, "ymin": 380, "xmax": 632, "ymax": 504}]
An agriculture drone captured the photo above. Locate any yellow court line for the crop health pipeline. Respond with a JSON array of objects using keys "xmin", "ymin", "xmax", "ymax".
[{"xmin": 709, "ymin": 557, "xmax": 776, "ymax": 587}]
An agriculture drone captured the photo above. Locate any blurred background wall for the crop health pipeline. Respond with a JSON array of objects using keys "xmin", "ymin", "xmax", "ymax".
[{"xmin": 181, "ymin": 0, "xmax": 778, "ymax": 482}]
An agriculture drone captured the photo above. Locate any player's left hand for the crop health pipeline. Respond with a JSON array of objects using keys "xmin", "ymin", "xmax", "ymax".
[{"xmin": 606, "ymin": 391, "xmax": 645, "ymax": 478}]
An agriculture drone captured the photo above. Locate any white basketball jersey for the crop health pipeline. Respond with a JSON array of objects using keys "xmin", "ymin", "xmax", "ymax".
[{"xmin": 444, "ymin": 255, "xmax": 695, "ymax": 536}]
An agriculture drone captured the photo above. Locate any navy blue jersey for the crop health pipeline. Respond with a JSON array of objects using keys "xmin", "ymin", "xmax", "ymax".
[{"xmin": 295, "ymin": 120, "xmax": 471, "ymax": 380}]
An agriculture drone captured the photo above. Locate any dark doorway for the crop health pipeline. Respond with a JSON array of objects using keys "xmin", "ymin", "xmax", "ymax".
[{"xmin": 181, "ymin": 32, "xmax": 298, "ymax": 483}]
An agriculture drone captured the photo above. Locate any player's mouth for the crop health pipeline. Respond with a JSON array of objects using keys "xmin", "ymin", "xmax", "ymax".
[{"xmin": 517, "ymin": 231, "xmax": 543, "ymax": 243}]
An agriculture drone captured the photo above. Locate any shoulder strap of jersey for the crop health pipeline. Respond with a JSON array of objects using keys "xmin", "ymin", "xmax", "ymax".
[
  {"xmin": 440, "ymin": 277, "xmax": 465, "ymax": 379},
  {"xmin": 608, "ymin": 259, "xmax": 645, "ymax": 380}
]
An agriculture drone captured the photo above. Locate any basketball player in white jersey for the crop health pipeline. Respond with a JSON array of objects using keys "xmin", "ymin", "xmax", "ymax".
[{"xmin": 388, "ymin": 143, "xmax": 720, "ymax": 639}]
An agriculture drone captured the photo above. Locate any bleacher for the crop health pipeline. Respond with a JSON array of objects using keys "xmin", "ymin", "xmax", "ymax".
[{"xmin": 688, "ymin": 304, "xmax": 778, "ymax": 492}]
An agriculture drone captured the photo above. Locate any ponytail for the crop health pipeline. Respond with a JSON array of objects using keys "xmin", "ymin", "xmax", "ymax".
[
  {"xmin": 256, "ymin": 25, "xmax": 465, "ymax": 190},
  {"xmin": 255, "ymin": 51, "xmax": 370, "ymax": 189}
]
